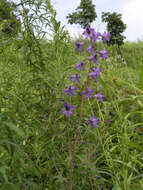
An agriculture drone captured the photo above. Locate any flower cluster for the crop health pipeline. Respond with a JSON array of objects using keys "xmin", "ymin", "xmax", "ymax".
[{"xmin": 61, "ymin": 27, "xmax": 110, "ymax": 128}]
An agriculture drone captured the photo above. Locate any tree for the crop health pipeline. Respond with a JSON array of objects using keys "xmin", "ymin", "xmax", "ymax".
[
  {"xmin": 102, "ymin": 12, "xmax": 126, "ymax": 46},
  {"xmin": 66, "ymin": 0, "xmax": 97, "ymax": 28},
  {"xmin": 0, "ymin": 0, "xmax": 21, "ymax": 36}
]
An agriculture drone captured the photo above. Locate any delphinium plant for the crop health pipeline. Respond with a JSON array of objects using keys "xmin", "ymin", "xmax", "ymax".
[{"xmin": 60, "ymin": 27, "xmax": 110, "ymax": 190}]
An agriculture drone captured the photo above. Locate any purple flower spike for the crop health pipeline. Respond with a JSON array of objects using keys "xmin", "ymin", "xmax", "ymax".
[
  {"xmin": 75, "ymin": 41, "xmax": 84, "ymax": 52},
  {"xmin": 61, "ymin": 102, "xmax": 75, "ymax": 117},
  {"xmin": 70, "ymin": 73, "xmax": 80, "ymax": 83},
  {"xmin": 94, "ymin": 92, "xmax": 104, "ymax": 104},
  {"xmin": 75, "ymin": 61, "xmax": 86, "ymax": 71},
  {"xmin": 91, "ymin": 52, "xmax": 98, "ymax": 65},
  {"xmin": 64, "ymin": 86, "xmax": 77, "ymax": 97},
  {"xmin": 88, "ymin": 115, "xmax": 99, "ymax": 128},
  {"xmin": 102, "ymin": 32, "xmax": 110, "ymax": 43},
  {"xmin": 81, "ymin": 88, "xmax": 94, "ymax": 98},
  {"xmin": 99, "ymin": 48, "xmax": 108, "ymax": 60}
]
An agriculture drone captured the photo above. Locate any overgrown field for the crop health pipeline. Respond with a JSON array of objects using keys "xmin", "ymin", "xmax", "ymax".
[{"xmin": 0, "ymin": 32, "xmax": 143, "ymax": 190}]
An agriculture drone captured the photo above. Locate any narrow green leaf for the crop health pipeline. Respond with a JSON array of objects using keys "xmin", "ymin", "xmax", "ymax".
[
  {"xmin": 112, "ymin": 185, "xmax": 122, "ymax": 190},
  {"xmin": 139, "ymin": 66, "xmax": 143, "ymax": 89},
  {"xmin": 1, "ymin": 183, "xmax": 19, "ymax": 190},
  {"xmin": 4, "ymin": 122, "xmax": 25, "ymax": 137}
]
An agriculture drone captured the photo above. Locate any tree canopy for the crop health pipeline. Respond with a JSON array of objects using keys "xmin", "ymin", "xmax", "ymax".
[
  {"xmin": 102, "ymin": 12, "xmax": 126, "ymax": 46},
  {"xmin": 66, "ymin": 0, "xmax": 97, "ymax": 28},
  {"xmin": 0, "ymin": 0, "xmax": 21, "ymax": 36}
]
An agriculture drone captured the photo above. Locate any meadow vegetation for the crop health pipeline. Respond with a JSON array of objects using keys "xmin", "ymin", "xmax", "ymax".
[{"xmin": 0, "ymin": 1, "xmax": 143, "ymax": 190}]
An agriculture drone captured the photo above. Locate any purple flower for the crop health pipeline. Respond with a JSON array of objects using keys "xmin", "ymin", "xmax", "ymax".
[
  {"xmin": 64, "ymin": 86, "xmax": 77, "ymax": 97},
  {"xmin": 70, "ymin": 73, "xmax": 80, "ymax": 83},
  {"xmin": 92, "ymin": 31, "xmax": 101, "ymax": 42},
  {"xmin": 82, "ymin": 27, "xmax": 95, "ymax": 40},
  {"xmin": 100, "ymin": 185, "xmax": 104, "ymax": 190},
  {"xmin": 81, "ymin": 88, "xmax": 94, "ymax": 98},
  {"xmin": 99, "ymin": 48, "xmax": 108, "ymax": 60},
  {"xmin": 82, "ymin": 141, "xmax": 86, "ymax": 144},
  {"xmin": 41, "ymin": 115, "xmax": 46, "ymax": 119},
  {"xmin": 88, "ymin": 67, "xmax": 102, "ymax": 82},
  {"xmin": 86, "ymin": 44, "xmax": 93, "ymax": 54},
  {"xmin": 91, "ymin": 67, "xmax": 102, "ymax": 76},
  {"xmin": 88, "ymin": 115, "xmax": 99, "ymax": 128},
  {"xmin": 61, "ymin": 102, "xmax": 75, "ymax": 117},
  {"xmin": 102, "ymin": 32, "xmax": 110, "ymax": 43},
  {"xmin": 82, "ymin": 27, "xmax": 92, "ymax": 38},
  {"xmin": 94, "ymin": 92, "xmax": 104, "ymax": 104},
  {"xmin": 75, "ymin": 41, "xmax": 84, "ymax": 52},
  {"xmin": 73, "ymin": 163, "xmax": 78, "ymax": 168},
  {"xmin": 86, "ymin": 44, "xmax": 97, "ymax": 55},
  {"xmin": 75, "ymin": 61, "xmax": 86, "ymax": 71},
  {"xmin": 91, "ymin": 52, "xmax": 98, "ymax": 65}
]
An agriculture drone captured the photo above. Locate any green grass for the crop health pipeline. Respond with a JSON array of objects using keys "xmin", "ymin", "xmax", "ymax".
[{"xmin": 0, "ymin": 33, "xmax": 143, "ymax": 190}]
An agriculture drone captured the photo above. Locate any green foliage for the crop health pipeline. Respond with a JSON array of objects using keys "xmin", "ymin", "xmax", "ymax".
[
  {"xmin": 102, "ymin": 12, "xmax": 126, "ymax": 46},
  {"xmin": 0, "ymin": 0, "xmax": 21, "ymax": 36},
  {"xmin": 66, "ymin": 0, "xmax": 97, "ymax": 28}
]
